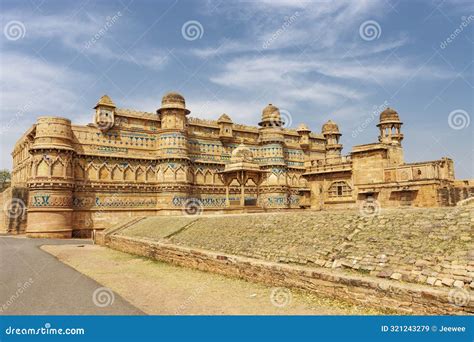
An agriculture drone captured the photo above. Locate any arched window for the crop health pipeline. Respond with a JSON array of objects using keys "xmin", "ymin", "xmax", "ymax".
[{"xmin": 328, "ymin": 181, "xmax": 351, "ymax": 197}]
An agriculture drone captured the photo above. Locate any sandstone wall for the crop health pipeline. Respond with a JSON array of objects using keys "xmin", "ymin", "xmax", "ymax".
[
  {"xmin": 101, "ymin": 234, "xmax": 473, "ymax": 314},
  {"xmin": 149, "ymin": 207, "xmax": 473, "ymax": 291}
]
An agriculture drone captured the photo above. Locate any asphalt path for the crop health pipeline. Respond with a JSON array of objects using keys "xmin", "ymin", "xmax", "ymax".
[{"xmin": 0, "ymin": 236, "xmax": 143, "ymax": 315}]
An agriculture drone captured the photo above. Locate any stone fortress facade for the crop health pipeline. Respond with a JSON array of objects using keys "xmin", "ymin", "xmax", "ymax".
[{"xmin": 6, "ymin": 92, "xmax": 473, "ymax": 238}]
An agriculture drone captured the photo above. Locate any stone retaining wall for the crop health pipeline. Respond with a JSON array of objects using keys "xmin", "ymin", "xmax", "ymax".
[{"xmin": 100, "ymin": 234, "xmax": 473, "ymax": 315}]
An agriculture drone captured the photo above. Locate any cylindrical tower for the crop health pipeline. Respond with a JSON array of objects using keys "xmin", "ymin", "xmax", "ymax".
[
  {"xmin": 27, "ymin": 117, "xmax": 75, "ymax": 238},
  {"xmin": 377, "ymin": 108, "xmax": 404, "ymax": 165},
  {"xmin": 322, "ymin": 120, "xmax": 342, "ymax": 164},
  {"xmin": 156, "ymin": 92, "xmax": 192, "ymax": 208},
  {"xmin": 377, "ymin": 108, "xmax": 403, "ymax": 145},
  {"xmin": 258, "ymin": 104, "xmax": 289, "ymax": 208}
]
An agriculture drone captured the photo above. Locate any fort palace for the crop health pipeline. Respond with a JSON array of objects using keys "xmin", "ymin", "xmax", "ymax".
[{"xmin": 3, "ymin": 92, "xmax": 472, "ymax": 238}]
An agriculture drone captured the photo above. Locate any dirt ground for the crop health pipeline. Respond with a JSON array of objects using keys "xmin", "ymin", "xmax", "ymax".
[{"xmin": 42, "ymin": 244, "xmax": 389, "ymax": 315}]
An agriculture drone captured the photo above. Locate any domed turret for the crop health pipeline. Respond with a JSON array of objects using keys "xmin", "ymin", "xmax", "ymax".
[
  {"xmin": 158, "ymin": 91, "xmax": 190, "ymax": 114},
  {"xmin": 377, "ymin": 107, "xmax": 403, "ymax": 145},
  {"xmin": 259, "ymin": 104, "xmax": 283, "ymax": 127},
  {"xmin": 322, "ymin": 120, "xmax": 340, "ymax": 135},
  {"xmin": 379, "ymin": 107, "xmax": 400, "ymax": 123}
]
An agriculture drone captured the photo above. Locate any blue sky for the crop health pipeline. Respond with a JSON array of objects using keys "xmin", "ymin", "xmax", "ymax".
[{"xmin": 1, "ymin": 0, "xmax": 473, "ymax": 178}]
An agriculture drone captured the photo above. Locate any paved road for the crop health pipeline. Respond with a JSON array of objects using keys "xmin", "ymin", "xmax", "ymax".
[{"xmin": 0, "ymin": 236, "xmax": 143, "ymax": 315}]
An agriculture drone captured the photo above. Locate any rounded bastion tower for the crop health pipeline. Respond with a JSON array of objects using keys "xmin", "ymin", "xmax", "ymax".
[
  {"xmin": 156, "ymin": 92, "xmax": 192, "ymax": 208},
  {"xmin": 27, "ymin": 117, "xmax": 75, "ymax": 238},
  {"xmin": 258, "ymin": 104, "xmax": 289, "ymax": 208}
]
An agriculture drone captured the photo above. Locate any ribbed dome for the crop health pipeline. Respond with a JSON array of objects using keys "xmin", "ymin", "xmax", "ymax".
[
  {"xmin": 158, "ymin": 91, "xmax": 190, "ymax": 114},
  {"xmin": 380, "ymin": 107, "xmax": 400, "ymax": 122},
  {"xmin": 322, "ymin": 120, "xmax": 340, "ymax": 134},
  {"xmin": 259, "ymin": 104, "xmax": 283, "ymax": 127}
]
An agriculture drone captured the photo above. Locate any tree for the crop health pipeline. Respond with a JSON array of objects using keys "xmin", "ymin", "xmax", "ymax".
[{"xmin": 0, "ymin": 169, "xmax": 11, "ymax": 187}]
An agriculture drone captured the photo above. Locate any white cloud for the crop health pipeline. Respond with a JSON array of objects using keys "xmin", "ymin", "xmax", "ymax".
[{"xmin": 1, "ymin": 10, "xmax": 169, "ymax": 71}]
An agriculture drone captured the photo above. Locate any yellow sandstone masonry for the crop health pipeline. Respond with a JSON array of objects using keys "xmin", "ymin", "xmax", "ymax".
[{"xmin": 4, "ymin": 92, "xmax": 473, "ymax": 237}]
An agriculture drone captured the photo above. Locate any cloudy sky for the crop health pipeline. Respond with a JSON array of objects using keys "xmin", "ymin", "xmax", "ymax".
[{"xmin": 0, "ymin": 0, "xmax": 472, "ymax": 178}]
